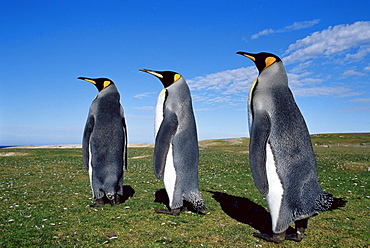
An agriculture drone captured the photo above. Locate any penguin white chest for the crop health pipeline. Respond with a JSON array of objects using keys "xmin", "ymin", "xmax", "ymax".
[
  {"xmin": 88, "ymin": 143, "xmax": 94, "ymax": 197},
  {"xmin": 265, "ymin": 143, "xmax": 284, "ymax": 232},
  {"xmin": 163, "ymin": 144, "xmax": 176, "ymax": 207},
  {"xmin": 155, "ymin": 88, "xmax": 177, "ymax": 207}
]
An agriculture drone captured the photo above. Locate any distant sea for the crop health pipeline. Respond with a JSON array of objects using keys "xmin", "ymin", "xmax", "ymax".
[{"xmin": 0, "ymin": 146, "xmax": 17, "ymax": 149}]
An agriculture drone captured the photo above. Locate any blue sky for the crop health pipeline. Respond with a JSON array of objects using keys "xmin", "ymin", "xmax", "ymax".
[{"xmin": 1, "ymin": 1, "xmax": 370, "ymax": 146}]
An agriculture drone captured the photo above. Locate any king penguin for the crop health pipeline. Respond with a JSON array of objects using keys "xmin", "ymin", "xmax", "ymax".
[
  {"xmin": 79, "ymin": 77, "xmax": 128, "ymax": 207},
  {"xmin": 139, "ymin": 69, "xmax": 207, "ymax": 215},
  {"xmin": 236, "ymin": 52, "xmax": 346, "ymax": 243}
]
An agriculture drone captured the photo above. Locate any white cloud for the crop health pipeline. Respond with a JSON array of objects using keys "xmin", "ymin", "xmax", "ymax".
[
  {"xmin": 289, "ymin": 61, "xmax": 313, "ymax": 73},
  {"xmin": 285, "ymin": 19, "xmax": 321, "ymax": 30},
  {"xmin": 126, "ymin": 114, "xmax": 153, "ymax": 119},
  {"xmin": 287, "ymin": 70, "xmax": 324, "ymax": 88},
  {"xmin": 364, "ymin": 65, "xmax": 370, "ymax": 71},
  {"xmin": 189, "ymin": 61, "xmax": 359, "ymax": 106},
  {"xmin": 290, "ymin": 86, "xmax": 353, "ymax": 97},
  {"xmin": 251, "ymin": 28, "xmax": 275, "ymax": 39},
  {"xmin": 134, "ymin": 106, "xmax": 155, "ymax": 110},
  {"xmin": 189, "ymin": 21, "xmax": 369, "ymax": 107},
  {"xmin": 188, "ymin": 66, "xmax": 354, "ymax": 105},
  {"xmin": 348, "ymin": 98, "xmax": 370, "ymax": 103},
  {"xmin": 342, "ymin": 69, "xmax": 367, "ymax": 77},
  {"xmin": 134, "ymin": 92, "xmax": 156, "ymax": 99},
  {"xmin": 344, "ymin": 45, "xmax": 370, "ymax": 62},
  {"xmin": 188, "ymin": 67, "xmax": 256, "ymax": 93},
  {"xmin": 194, "ymin": 108, "xmax": 214, "ymax": 112},
  {"xmin": 337, "ymin": 106, "xmax": 370, "ymax": 113},
  {"xmin": 192, "ymin": 93, "xmax": 246, "ymax": 106},
  {"xmin": 283, "ymin": 21, "xmax": 370, "ymax": 64},
  {"xmin": 251, "ymin": 19, "xmax": 320, "ymax": 39}
]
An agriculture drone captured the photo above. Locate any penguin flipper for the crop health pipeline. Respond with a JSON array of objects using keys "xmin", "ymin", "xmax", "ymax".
[
  {"xmin": 249, "ymin": 111, "xmax": 271, "ymax": 196},
  {"xmin": 154, "ymin": 110, "xmax": 178, "ymax": 180},
  {"xmin": 82, "ymin": 115, "xmax": 94, "ymax": 171}
]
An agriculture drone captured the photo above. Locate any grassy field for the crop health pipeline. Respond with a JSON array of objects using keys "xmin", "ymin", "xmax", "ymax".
[{"xmin": 0, "ymin": 133, "xmax": 369, "ymax": 247}]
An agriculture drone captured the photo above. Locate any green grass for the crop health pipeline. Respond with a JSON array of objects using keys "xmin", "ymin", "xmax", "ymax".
[{"xmin": 0, "ymin": 133, "xmax": 369, "ymax": 247}]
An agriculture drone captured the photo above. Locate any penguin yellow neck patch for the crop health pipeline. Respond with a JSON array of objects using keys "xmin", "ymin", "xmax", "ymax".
[
  {"xmin": 159, "ymin": 88, "xmax": 167, "ymax": 97},
  {"xmin": 249, "ymin": 78, "xmax": 258, "ymax": 105}
]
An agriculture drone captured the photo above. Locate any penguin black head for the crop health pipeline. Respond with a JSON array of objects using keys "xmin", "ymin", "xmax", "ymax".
[
  {"xmin": 78, "ymin": 77, "xmax": 114, "ymax": 92},
  {"xmin": 139, "ymin": 69, "xmax": 182, "ymax": 88},
  {"xmin": 236, "ymin": 52, "xmax": 281, "ymax": 74}
]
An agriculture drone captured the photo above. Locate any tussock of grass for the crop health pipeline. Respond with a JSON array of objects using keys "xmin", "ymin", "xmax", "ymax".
[{"xmin": 0, "ymin": 134, "xmax": 369, "ymax": 247}]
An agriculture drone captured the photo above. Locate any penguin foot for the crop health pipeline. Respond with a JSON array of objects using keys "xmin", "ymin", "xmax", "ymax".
[
  {"xmin": 253, "ymin": 231, "xmax": 286, "ymax": 243},
  {"xmin": 90, "ymin": 198, "xmax": 106, "ymax": 207},
  {"xmin": 285, "ymin": 227, "xmax": 305, "ymax": 242},
  {"xmin": 155, "ymin": 208, "xmax": 181, "ymax": 216},
  {"xmin": 106, "ymin": 193, "xmax": 116, "ymax": 206},
  {"xmin": 195, "ymin": 207, "xmax": 207, "ymax": 214},
  {"xmin": 285, "ymin": 233, "xmax": 304, "ymax": 242},
  {"xmin": 115, "ymin": 194, "xmax": 125, "ymax": 204}
]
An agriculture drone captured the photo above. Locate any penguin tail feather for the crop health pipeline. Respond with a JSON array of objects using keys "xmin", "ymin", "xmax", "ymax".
[
  {"xmin": 313, "ymin": 193, "xmax": 347, "ymax": 212},
  {"xmin": 185, "ymin": 192, "xmax": 207, "ymax": 213},
  {"xmin": 330, "ymin": 197, "xmax": 347, "ymax": 210}
]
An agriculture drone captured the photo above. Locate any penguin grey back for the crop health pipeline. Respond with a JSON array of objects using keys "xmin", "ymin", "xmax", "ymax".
[
  {"xmin": 255, "ymin": 57, "xmax": 319, "ymax": 195},
  {"xmin": 166, "ymin": 76, "xmax": 199, "ymax": 172},
  {"xmin": 154, "ymin": 77, "xmax": 199, "ymax": 180},
  {"xmin": 140, "ymin": 69, "xmax": 206, "ymax": 213},
  {"xmin": 80, "ymin": 77, "xmax": 127, "ymax": 206},
  {"xmin": 166, "ymin": 77, "xmax": 198, "ymax": 143},
  {"xmin": 237, "ymin": 52, "xmax": 338, "ymax": 234},
  {"xmin": 139, "ymin": 69, "xmax": 198, "ymax": 179},
  {"xmin": 237, "ymin": 52, "xmax": 319, "ymax": 197}
]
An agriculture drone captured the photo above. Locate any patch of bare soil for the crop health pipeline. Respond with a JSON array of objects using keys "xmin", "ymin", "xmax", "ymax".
[
  {"xmin": 225, "ymin": 138, "xmax": 243, "ymax": 145},
  {"xmin": 130, "ymin": 155, "xmax": 152, "ymax": 159},
  {"xmin": 0, "ymin": 152, "xmax": 29, "ymax": 157},
  {"xmin": 344, "ymin": 162, "xmax": 370, "ymax": 173}
]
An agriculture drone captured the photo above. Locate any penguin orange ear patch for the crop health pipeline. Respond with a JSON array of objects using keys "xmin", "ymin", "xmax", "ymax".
[
  {"xmin": 174, "ymin": 74, "xmax": 181, "ymax": 82},
  {"xmin": 103, "ymin": 80, "xmax": 111, "ymax": 89},
  {"xmin": 265, "ymin": 57, "xmax": 277, "ymax": 69}
]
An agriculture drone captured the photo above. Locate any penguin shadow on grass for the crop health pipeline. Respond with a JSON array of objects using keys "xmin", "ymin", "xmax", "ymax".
[
  {"xmin": 208, "ymin": 191, "xmax": 296, "ymax": 235},
  {"xmin": 118, "ymin": 185, "xmax": 135, "ymax": 203}
]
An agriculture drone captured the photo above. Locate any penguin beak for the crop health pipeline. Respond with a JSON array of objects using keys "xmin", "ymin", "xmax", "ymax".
[
  {"xmin": 78, "ymin": 77, "xmax": 96, "ymax": 85},
  {"xmin": 139, "ymin": 69, "xmax": 164, "ymax": 79},
  {"xmin": 236, "ymin": 51, "xmax": 256, "ymax": 61}
]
